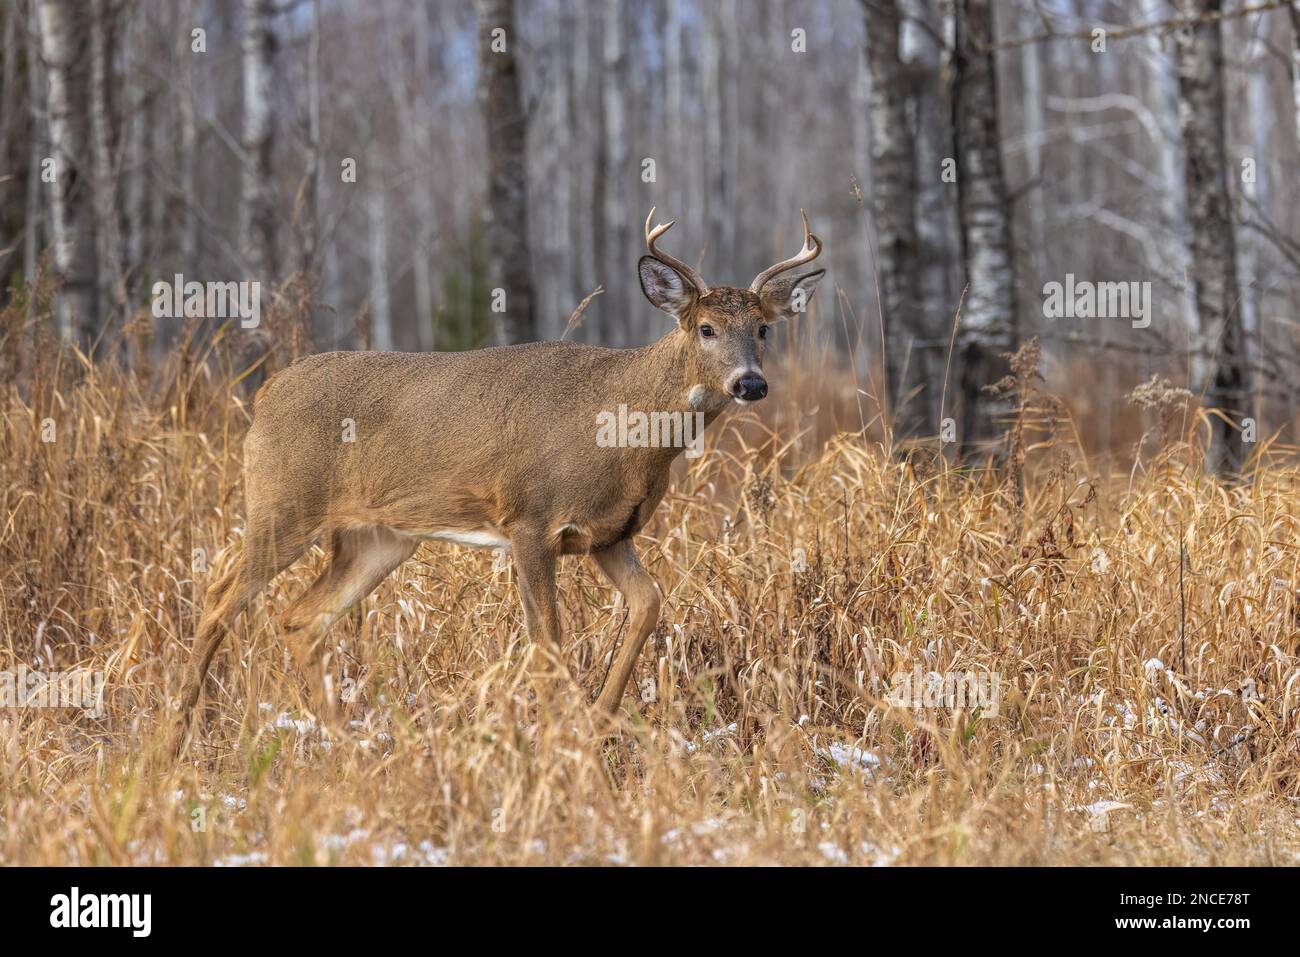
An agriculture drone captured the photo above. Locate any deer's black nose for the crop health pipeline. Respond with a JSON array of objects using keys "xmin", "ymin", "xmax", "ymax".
[{"xmin": 733, "ymin": 373, "xmax": 768, "ymax": 402}]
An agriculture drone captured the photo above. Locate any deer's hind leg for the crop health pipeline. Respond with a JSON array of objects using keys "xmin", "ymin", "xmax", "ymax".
[
  {"xmin": 279, "ymin": 526, "xmax": 417, "ymax": 721},
  {"xmin": 172, "ymin": 513, "xmax": 317, "ymax": 756}
]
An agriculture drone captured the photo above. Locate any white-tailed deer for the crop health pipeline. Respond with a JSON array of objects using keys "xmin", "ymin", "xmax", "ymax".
[{"xmin": 171, "ymin": 209, "xmax": 823, "ymax": 753}]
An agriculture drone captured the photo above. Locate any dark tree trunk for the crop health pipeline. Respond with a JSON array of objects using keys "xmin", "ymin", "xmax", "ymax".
[
  {"xmin": 1290, "ymin": 2, "xmax": 1300, "ymax": 167},
  {"xmin": 90, "ymin": 0, "xmax": 125, "ymax": 328},
  {"xmin": 476, "ymin": 0, "xmax": 537, "ymax": 345},
  {"xmin": 0, "ymin": 3, "xmax": 19, "ymax": 285},
  {"xmin": 864, "ymin": 0, "xmax": 924, "ymax": 438},
  {"xmin": 904, "ymin": 0, "xmax": 961, "ymax": 435},
  {"xmin": 951, "ymin": 0, "xmax": 1017, "ymax": 454},
  {"xmin": 1175, "ymin": 0, "xmax": 1247, "ymax": 474}
]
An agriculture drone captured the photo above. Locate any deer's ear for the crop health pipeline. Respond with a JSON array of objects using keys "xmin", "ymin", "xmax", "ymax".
[
  {"xmin": 639, "ymin": 256, "xmax": 696, "ymax": 327},
  {"xmin": 760, "ymin": 269, "xmax": 825, "ymax": 322}
]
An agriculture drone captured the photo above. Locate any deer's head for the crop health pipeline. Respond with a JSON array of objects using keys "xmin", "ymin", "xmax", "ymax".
[{"xmin": 637, "ymin": 209, "xmax": 825, "ymax": 406}]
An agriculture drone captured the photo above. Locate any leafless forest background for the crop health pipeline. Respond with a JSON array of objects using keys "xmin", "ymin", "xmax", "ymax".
[{"xmin": 2, "ymin": 0, "xmax": 1299, "ymax": 463}]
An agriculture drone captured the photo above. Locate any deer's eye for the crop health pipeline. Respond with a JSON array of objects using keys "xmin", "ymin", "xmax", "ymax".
[
  {"xmin": 699, "ymin": 324, "xmax": 716, "ymax": 339},
  {"xmin": 758, "ymin": 324, "xmax": 770, "ymax": 340}
]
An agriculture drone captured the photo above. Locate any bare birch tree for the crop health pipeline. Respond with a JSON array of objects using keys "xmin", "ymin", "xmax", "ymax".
[
  {"xmin": 864, "ymin": 0, "xmax": 924, "ymax": 435},
  {"xmin": 90, "ymin": 0, "xmax": 125, "ymax": 327},
  {"xmin": 25, "ymin": 0, "xmax": 46, "ymax": 287},
  {"xmin": 476, "ymin": 0, "xmax": 536, "ymax": 344},
  {"xmin": 367, "ymin": 172, "xmax": 393, "ymax": 351},
  {"xmin": 1290, "ymin": 2, "xmax": 1300, "ymax": 163},
  {"xmin": 601, "ymin": 0, "xmax": 628, "ymax": 343},
  {"xmin": 664, "ymin": 0, "xmax": 684, "ymax": 224},
  {"xmin": 240, "ymin": 0, "xmax": 277, "ymax": 283},
  {"xmin": 296, "ymin": 0, "xmax": 322, "ymax": 280},
  {"xmin": 903, "ymin": 0, "xmax": 960, "ymax": 431},
  {"xmin": 122, "ymin": 10, "xmax": 147, "ymax": 302},
  {"xmin": 951, "ymin": 0, "xmax": 1017, "ymax": 451},
  {"xmin": 411, "ymin": 1, "xmax": 438, "ymax": 350},
  {"xmin": 0, "ymin": 4, "xmax": 19, "ymax": 284},
  {"xmin": 37, "ymin": 0, "xmax": 97, "ymax": 345},
  {"xmin": 178, "ymin": 0, "xmax": 199, "ymax": 281},
  {"xmin": 1174, "ymin": 0, "xmax": 1247, "ymax": 473}
]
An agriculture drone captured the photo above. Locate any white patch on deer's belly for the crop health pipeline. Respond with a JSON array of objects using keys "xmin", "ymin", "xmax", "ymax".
[{"xmin": 421, "ymin": 528, "xmax": 510, "ymax": 551}]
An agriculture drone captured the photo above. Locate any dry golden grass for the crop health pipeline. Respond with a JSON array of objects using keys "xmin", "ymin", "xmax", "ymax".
[{"xmin": 2, "ymin": 298, "xmax": 1299, "ymax": 866}]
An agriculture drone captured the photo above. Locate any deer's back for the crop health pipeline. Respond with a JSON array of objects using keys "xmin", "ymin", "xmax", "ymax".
[{"xmin": 243, "ymin": 344, "xmax": 669, "ymax": 544}]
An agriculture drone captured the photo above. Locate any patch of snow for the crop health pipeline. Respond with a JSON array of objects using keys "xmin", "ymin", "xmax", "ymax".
[
  {"xmin": 271, "ymin": 711, "xmax": 317, "ymax": 734},
  {"xmin": 1072, "ymin": 800, "xmax": 1133, "ymax": 833},
  {"xmin": 859, "ymin": 841, "xmax": 902, "ymax": 866},
  {"xmin": 820, "ymin": 742, "xmax": 882, "ymax": 774},
  {"xmin": 213, "ymin": 850, "xmax": 268, "ymax": 867},
  {"xmin": 373, "ymin": 840, "xmax": 449, "ymax": 867},
  {"xmin": 684, "ymin": 723, "xmax": 738, "ymax": 753},
  {"xmin": 817, "ymin": 841, "xmax": 848, "ymax": 864}
]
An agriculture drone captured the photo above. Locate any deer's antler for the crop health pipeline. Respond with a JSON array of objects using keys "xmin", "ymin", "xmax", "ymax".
[
  {"xmin": 749, "ymin": 209, "xmax": 823, "ymax": 293},
  {"xmin": 644, "ymin": 208, "xmax": 710, "ymax": 296}
]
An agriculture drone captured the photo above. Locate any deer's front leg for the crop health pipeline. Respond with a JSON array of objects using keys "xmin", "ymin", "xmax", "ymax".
[
  {"xmin": 591, "ymin": 539, "xmax": 662, "ymax": 715},
  {"xmin": 510, "ymin": 530, "xmax": 571, "ymax": 697},
  {"xmin": 511, "ymin": 532, "xmax": 560, "ymax": 645}
]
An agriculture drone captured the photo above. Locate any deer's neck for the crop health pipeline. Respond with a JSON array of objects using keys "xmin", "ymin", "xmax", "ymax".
[{"xmin": 629, "ymin": 329, "xmax": 729, "ymax": 428}]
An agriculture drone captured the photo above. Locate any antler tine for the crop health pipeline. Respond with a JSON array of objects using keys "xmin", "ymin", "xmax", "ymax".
[
  {"xmin": 644, "ymin": 207, "xmax": 710, "ymax": 296},
  {"xmin": 644, "ymin": 207, "xmax": 674, "ymax": 248},
  {"xmin": 749, "ymin": 208, "xmax": 824, "ymax": 293}
]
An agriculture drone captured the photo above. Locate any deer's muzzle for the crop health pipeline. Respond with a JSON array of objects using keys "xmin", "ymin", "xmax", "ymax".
[{"xmin": 731, "ymin": 373, "xmax": 768, "ymax": 403}]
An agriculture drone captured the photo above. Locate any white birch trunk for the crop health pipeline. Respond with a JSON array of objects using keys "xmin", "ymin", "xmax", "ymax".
[
  {"xmin": 37, "ymin": 0, "xmax": 98, "ymax": 345},
  {"xmin": 951, "ymin": 0, "xmax": 1017, "ymax": 449},
  {"xmin": 1174, "ymin": 0, "xmax": 1246, "ymax": 473},
  {"xmin": 240, "ymin": 0, "xmax": 276, "ymax": 283},
  {"xmin": 368, "ymin": 182, "xmax": 393, "ymax": 351}
]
